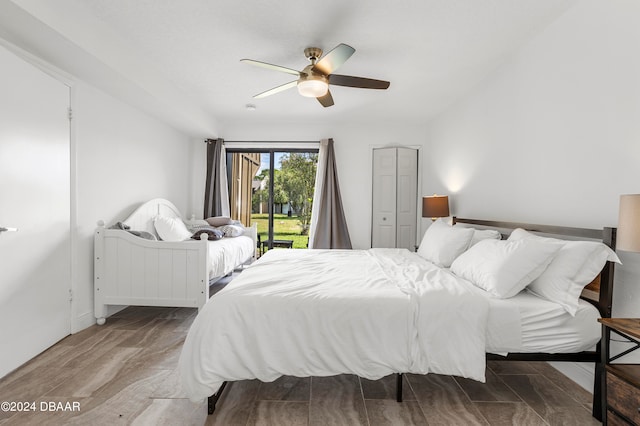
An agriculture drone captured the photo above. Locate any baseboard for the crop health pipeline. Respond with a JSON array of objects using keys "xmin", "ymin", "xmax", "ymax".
[
  {"xmin": 106, "ymin": 305, "xmax": 127, "ymax": 317},
  {"xmin": 72, "ymin": 311, "xmax": 96, "ymax": 333},
  {"xmin": 72, "ymin": 305, "xmax": 126, "ymax": 333},
  {"xmin": 548, "ymin": 361, "xmax": 594, "ymax": 393}
]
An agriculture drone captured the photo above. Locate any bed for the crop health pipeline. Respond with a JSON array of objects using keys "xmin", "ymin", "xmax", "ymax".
[
  {"xmin": 178, "ymin": 217, "xmax": 617, "ymax": 420},
  {"xmin": 94, "ymin": 198, "xmax": 257, "ymax": 325}
]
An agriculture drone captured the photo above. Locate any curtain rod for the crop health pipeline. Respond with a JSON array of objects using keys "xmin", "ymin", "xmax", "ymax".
[{"xmin": 205, "ymin": 140, "xmax": 319, "ymax": 143}]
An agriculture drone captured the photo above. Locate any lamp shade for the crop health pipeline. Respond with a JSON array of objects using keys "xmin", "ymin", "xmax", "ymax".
[
  {"xmin": 617, "ymin": 194, "xmax": 640, "ymax": 252},
  {"xmin": 422, "ymin": 195, "xmax": 450, "ymax": 219}
]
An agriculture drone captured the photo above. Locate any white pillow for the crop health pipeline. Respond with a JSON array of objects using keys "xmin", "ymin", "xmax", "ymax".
[
  {"xmin": 450, "ymin": 238, "xmax": 560, "ymax": 298},
  {"xmin": 153, "ymin": 216, "xmax": 192, "ymax": 242},
  {"xmin": 417, "ymin": 219, "xmax": 474, "ymax": 267},
  {"xmin": 469, "ymin": 228, "xmax": 502, "ymax": 246},
  {"xmin": 508, "ymin": 228, "xmax": 621, "ymax": 315}
]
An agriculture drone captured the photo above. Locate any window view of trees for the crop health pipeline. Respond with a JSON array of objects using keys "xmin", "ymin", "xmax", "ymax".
[
  {"xmin": 276, "ymin": 153, "xmax": 318, "ymax": 235},
  {"xmin": 251, "ymin": 152, "xmax": 318, "ymax": 248}
]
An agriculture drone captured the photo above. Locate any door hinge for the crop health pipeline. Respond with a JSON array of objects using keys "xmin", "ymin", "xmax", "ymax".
[
  {"xmin": 68, "ymin": 107, "xmax": 73, "ymax": 121},
  {"xmin": 69, "ymin": 289, "xmax": 73, "ymax": 301}
]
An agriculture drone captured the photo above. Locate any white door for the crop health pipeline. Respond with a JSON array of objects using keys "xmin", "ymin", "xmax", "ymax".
[
  {"xmin": 0, "ymin": 44, "xmax": 71, "ymax": 378},
  {"xmin": 371, "ymin": 147, "xmax": 418, "ymax": 249},
  {"xmin": 396, "ymin": 148, "xmax": 418, "ymax": 250},
  {"xmin": 371, "ymin": 148, "xmax": 397, "ymax": 247}
]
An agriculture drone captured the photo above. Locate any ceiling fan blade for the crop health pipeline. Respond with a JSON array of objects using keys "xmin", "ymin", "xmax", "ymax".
[
  {"xmin": 240, "ymin": 59, "xmax": 301, "ymax": 76},
  {"xmin": 317, "ymin": 90, "xmax": 334, "ymax": 107},
  {"xmin": 253, "ymin": 80, "xmax": 298, "ymax": 99},
  {"xmin": 329, "ymin": 74, "xmax": 390, "ymax": 90},
  {"xmin": 312, "ymin": 43, "xmax": 355, "ymax": 75}
]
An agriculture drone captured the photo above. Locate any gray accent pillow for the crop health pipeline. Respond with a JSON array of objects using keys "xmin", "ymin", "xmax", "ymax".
[
  {"xmin": 191, "ymin": 227, "xmax": 224, "ymax": 241},
  {"xmin": 109, "ymin": 221, "xmax": 157, "ymax": 240},
  {"xmin": 205, "ymin": 216, "xmax": 233, "ymax": 227}
]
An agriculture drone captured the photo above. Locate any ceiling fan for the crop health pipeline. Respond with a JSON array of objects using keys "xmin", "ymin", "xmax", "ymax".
[{"xmin": 241, "ymin": 43, "xmax": 390, "ymax": 107}]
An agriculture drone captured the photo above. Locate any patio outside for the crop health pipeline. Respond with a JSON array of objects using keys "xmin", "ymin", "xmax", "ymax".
[
  {"xmin": 251, "ymin": 213, "xmax": 309, "ymax": 250},
  {"xmin": 250, "ymin": 152, "xmax": 318, "ymax": 252}
]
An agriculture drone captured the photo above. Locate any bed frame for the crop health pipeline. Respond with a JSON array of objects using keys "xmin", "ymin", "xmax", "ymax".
[
  {"xmin": 94, "ymin": 198, "xmax": 257, "ymax": 325},
  {"xmin": 449, "ymin": 218, "xmax": 616, "ymax": 421},
  {"xmin": 206, "ymin": 217, "xmax": 616, "ymax": 420}
]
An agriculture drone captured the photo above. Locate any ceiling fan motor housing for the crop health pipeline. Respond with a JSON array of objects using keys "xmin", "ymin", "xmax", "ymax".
[{"xmin": 304, "ymin": 47, "xmax": 323, "ymax": 63}]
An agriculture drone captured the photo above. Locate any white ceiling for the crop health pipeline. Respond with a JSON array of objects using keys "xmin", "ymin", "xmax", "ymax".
[{"xmin": 7, "ymin": 0, "xmax": 576, "ymax": 136}]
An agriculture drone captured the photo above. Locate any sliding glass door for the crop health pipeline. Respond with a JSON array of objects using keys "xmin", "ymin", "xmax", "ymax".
[{"xmin": 226, "ymin": 148, "xmax": 318, "ymax": 254}]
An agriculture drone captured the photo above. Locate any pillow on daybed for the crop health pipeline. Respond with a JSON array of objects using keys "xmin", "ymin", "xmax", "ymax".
[
  {"xmin": 153, "ymin": 216, "xmax": 192, "ymax": 242},
  {"xmin": 417, "ymin": 219, "xmax": 474, "ymax": 267},
  {"xmin": 187, "ymin": 219, "xmax": 210, "ymax": 232},
  {"xmin": 508, "ymin": 228, "xmax": 621, "ymax": 315},
  {"xmin": 450, "ymin": 238, "xmax": 560, "ymax": 299},
  {"xmin": 191, "ymin": 227, "xmax": 224, "ymax": 241},
  {"xmin": 206, "ymin": 216, "xmax": 233, "ymax": 227},
  {"xmin": 217, "ymin": 224, "xmax": 245, "ymax": 237},
  {"xmin": 109, "ymin": 221, "xmax": 157, "ymax": 240}
]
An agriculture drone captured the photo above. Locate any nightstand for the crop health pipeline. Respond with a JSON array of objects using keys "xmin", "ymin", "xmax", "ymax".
[{"xmin": 599, "ymin": 318, "xmax": 640, "ymax": 425}]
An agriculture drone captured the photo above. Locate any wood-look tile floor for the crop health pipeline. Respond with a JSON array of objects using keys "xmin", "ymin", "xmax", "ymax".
[{"xmin": 0, "ymin": 281, "xmax": 600, "ymax": 425}]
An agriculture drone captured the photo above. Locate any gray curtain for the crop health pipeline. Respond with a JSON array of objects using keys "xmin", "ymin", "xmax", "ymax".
[
  {"xmin": 203, "ymin": 138, "xmax": 230, "ymax": 218},
  {"xmin": 309, "ymin": 138, "xmax": 352, "ymax": 249}
]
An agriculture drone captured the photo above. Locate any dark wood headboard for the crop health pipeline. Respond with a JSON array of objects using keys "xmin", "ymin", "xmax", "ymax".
[{"xmin": 452, "ymin": 217, "xmax": 617, "ymax": 318}]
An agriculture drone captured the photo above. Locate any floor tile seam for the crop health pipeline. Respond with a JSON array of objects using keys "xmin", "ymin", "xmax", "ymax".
[
  {"xmin": 496, "ymin": 373, "xmax": 575, "ymax": 423},
  {"xmin": 354, "ymin": 376, "xmax": 372, "ymax": 426},
  {"xmin": 457, "ymin": 372, "xmax": 526, "ymax": 404},
  {"xmin": 449, "ymin": 374, "xmax": 492, "ymax": 426},
  {"xmin": 244, "ymin": 381, "xmax": 265, "ymax": 426},
  {"xmin": 504, "ymin": 372, "xmax": 593, "ymax": 410},
  {"xmin": 403, "ymin": 376, "xmax": 431, "ymax": 426},
  {"xmin": 472, "ymin": 401, "xmax": 551, "ymax": 426}
]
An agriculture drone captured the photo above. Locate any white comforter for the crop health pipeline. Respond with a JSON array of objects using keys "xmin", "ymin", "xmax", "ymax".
[
  {"xmin": 179, "ymin": 248, "xmax": 489, "ymax": 401},
  {"xmin": 207, "ymin": 235, "xmax": 255, "ymax": 279}
]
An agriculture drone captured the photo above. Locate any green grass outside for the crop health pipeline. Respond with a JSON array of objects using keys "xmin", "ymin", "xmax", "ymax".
[{"xmin": 250, "ymin": 213, "xmax": 309, "ymax": 249}]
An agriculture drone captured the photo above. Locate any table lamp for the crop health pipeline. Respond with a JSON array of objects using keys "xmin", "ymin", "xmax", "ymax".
[
  {"xmin": 422, "ymin": 195, "xmax": 450, "ymax": 221},
  {"xmin": 617, "ymin": 194, "xmax": 640, "ymax": 252}
]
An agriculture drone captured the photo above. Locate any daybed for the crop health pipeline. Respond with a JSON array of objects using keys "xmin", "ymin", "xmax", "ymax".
[
  {"xmin": 94, "ymin": 198, "xmax": 257, "ymax": 325},
  {"xmin": 178, "ymin": 217, "xmax": 617, "ymax": 421}
]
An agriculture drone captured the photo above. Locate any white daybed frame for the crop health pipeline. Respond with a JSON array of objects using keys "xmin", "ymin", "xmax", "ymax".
[{"xmin": 94, "ymin": 198, "xmax": 257, "ymax": 325}]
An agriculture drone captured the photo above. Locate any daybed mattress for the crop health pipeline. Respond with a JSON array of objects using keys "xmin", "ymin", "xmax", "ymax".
[
  {"xmin": 207, "ymin": 235, "xmax": 254, "ymax": 279},
  {"xmin": 485, "ymin": 290, "xmax": 601, "ymax": 355}
]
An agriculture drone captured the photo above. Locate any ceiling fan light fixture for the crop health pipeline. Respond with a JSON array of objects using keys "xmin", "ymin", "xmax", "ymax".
[{"xmin": 297, "ymin": 78, "xmax": 328, "ymax": 98}]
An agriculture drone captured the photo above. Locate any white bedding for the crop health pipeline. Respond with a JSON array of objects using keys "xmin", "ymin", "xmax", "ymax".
[
  {"xmin": 486, "ymin": 291, "xmax": 600, "ymax": 354},
  {"xmin": 206, "ymin": 235, "xmax": 255, "ymax": 279},
  {"xmin": 179, "ymin": 248, "xmax": 489, "ymax": 401}
]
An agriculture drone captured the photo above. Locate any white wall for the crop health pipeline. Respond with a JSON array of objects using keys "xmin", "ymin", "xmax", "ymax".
[
  {"xmin": 422, "ymin": 0, "xmax": 640, "ymax": 386},
  {"xmin": 212, "ymin": 120, "xmax": 428, "ymax": 249},
  {"xmin": 73, "ymin": 81, "xmax": 198, "ymax": 330},
  {"xmin": 0, "ymin": 0, "xmax": 206, "ymax": 335}
]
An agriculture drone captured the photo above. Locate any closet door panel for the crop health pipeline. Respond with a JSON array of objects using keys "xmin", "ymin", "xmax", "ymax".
[
  {"xmin": 396, "ymin": 148, "xmax": 418, "ymax": 250},
  {"xmin": 372, "ymin": 148, "xmax": 397, "ymax": 247}
]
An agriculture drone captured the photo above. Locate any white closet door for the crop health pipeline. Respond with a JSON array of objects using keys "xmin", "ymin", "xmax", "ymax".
[
  {"xmin": 371, "ymin": 148, "xmax": 397, "ymax": 247},
  {"xmin": 371, "ymin": 147, "xmax": 418, "ymax": 249},
  {"xmin": 0, "ymin": 44, "xmax": 71, "ymax": 378},
  {"xmin": 396, "ymin": 148, "xmax": 418, "ymax": 250}
]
